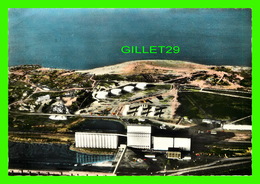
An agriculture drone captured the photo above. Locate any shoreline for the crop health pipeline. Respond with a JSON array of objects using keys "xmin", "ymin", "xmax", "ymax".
[
  {"xmin": 9, "ymin": 59, "xmax": 249, "ymax": 75},
  {"xmin": 69, "ymin": 144, "xmax": 117, "ymax": 155},
  {"xmin": 75, "ymin": 59, "xmax": 251, "ymax": 75},
  {"xmin": 9, "ymin": 140, "xmax": 117, "ymax": 155}
]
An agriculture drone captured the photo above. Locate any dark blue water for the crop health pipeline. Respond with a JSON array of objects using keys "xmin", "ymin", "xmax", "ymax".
[
  {"xmin": 9, "ymin": 142, "xmax": 115, "ymax": 172},
  {"xmin": 70, "ymin": 119, "xmax": 126, "ymax": 133},
  {"xmin": 8, "ymin": 119, "xmax": 124, "ymax": 171},
  {"xmin": 8, "ymin": 8, "xmax": 251, "ymax": 69}
]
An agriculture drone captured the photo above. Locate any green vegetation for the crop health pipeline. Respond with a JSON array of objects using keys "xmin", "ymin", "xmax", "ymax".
[
  {"xmin": 144, "ymin": 88, "xmax": 157, "ymax": 94},
  {"xmin": 94, "ymin": 74, "xmax": 125, "ymax": 81},
  {"xmin": 160, "ymin": 96, "xmax": 173, "ymax": 104},
  {"xmin": 99, "ymin": 81, "xmax": 115, "ymax": 88},
  {"xmin": 11, "ymin": 69, "xmax": 92, "ymax": 90},
  {"xmin": 94, "ymin": 73, "xmax": 158, "ymax": 82},
  {"xmin": 144, "ymin": 85, "xmax": 171, "ymax": 95},
  {"xmin": 217, "ymin": 80, "xmax": 230, "ymax": 86},
  {"xmin": 9, "ymin": 68, "xmax": 94, "ymax": 106},
  {"xmin": 239, "ymin": 69, "xmax": 252, "ymax": 87},
  {"xmin": 211, "ymin": 66, "xmax": 252, "ymax": 88},
  {"xmin": 31, "ymin": 92, "xmax": 64, "ymax": 99},
  {"xmin": 9, "ymin": 65, "xmax": 42, "ymax": 71},
  {"xmin": 70, "ymin": 91, "xmax": 94, "ymax": 112},
  {"xmin": 212, "ymin": 66, "xmax": 232, "ymax": 73},
  {"xmin": 240, "ymin": 79, "xmax": 251, "ymax": 87},
  {"xmin": 125, "ymin": 74, "xmax": 155, "ymax": 82},
  {"xmin": 176, "ymin": 92, "xmax": 251, "ymax": 121},
  {"xmin": 9, "ymin": 81, "xmax": 34, "ymax": 104},
  {"xmin": 234, "ymin": 118, "xmax": 252, "ymax": 125},
  {"xmin": 119, "ymin": 92, "xmax": 135, "ymax": 100},
  {"xmin": 125, "ymin": 75, "xmax": 145, "ymax": 82},
  {"xmin": 29, "ymin": 71, "xmax": 92, "ymax": 90},
  {"xmin": 204, "ymin": 143, "xmax": 251, "ymax": 158},
  {"xmin": 202, "ymin": 89, "xmax": 252, "ymax": 97},
  {"xmin": 154, "ymin": 85, "xmax": 171, "ymax": 90},
  {"xmin": 9, "ymin": 135, "xmax": 72, "ymax": 144},
  {"xmin": 158, "ymin": 74, "xmax": 179, "ymax": 81},
  {"xmin": 8, "ymin": 114, "xmax": 81, "ymax": 133}
]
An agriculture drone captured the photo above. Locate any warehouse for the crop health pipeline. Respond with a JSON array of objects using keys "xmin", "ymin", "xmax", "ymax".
[
  {"xmin": 173, "ymin": 138, "xmax": 191, "ymax": 151},
  {"xmin": 153, "ymin": 137, "xmax": 174, "ymax": 150},
  {"xmin": 127, "ymin": 125, "xmax": 152, "ymax": 149},
  {"xmin": 153, "ymin": 137, "xmax": 191, "ymax": 151},
  {"xmin": 75, "ymin": 132, "xmax": 118, "ymax": 149}
]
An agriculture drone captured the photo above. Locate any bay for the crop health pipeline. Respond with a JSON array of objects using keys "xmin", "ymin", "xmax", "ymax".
[{"xmin": 8, "ymin": 8, "xmax": 251, "ymax": 69}]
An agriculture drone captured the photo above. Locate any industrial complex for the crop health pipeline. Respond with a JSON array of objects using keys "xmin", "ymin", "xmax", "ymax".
[
  {"xmin": 8, "ymin": 60, "xmax": 252, "ymax": 176},
  {"xmin": 75, "ymin": 125, "xmax": 192, "ymax": 162},
  {"xmin": 75, "ymin": 132, "xmax": 119, "ymax": 149}
]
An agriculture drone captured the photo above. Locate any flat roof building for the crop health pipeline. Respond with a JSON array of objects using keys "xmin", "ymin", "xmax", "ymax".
[
  {"xmin": 153, "ymin": 137, "xmax": 174, "ymax": 151},
  {"xmin": 127, "ymin": 125, "xmax": 152, "ymax": 134},
  {"xmin": 127, "ymin": 125, "xmax": 152, "ymax": 149},
  {"xmin": 167, "ymin": 151, "xmax": 182, "ymax": 159},
  {"xmin": 173, "ymin": 138, "xmax": 191, "ymax": 151},
  {"xmin": 122, "ymin": 105, "xmax": 130, "ymax": 116},
  {"xmin": 75, "ymin": 132, "xmax": 118, "ymax": 149}
]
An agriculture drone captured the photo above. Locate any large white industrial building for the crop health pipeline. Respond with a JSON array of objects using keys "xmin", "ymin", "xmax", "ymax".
[
  {"xmin": 127, "ymin": 125, "xmax": 152, "ymax": 149},
  {"xmin": 75, "ymin": 132, "xmax": 118, "ymax": 149},
  {"xmin": 127, "ymin": 125, "xmax": 152, "ymax": 134},
  {"xmin": 74, "ymin": 125, "xmax": 191, "ymax": 153},
  {"xmin": 153, "ymin": 137, "xmax": 191, "ymax": 151},
  {"xmin": 153, "ymin": 137, "xmax": 174, "ymax": 151},
  {"xmin": 173, "ymin": 138, "xmax": 191, "ymax": 151}
]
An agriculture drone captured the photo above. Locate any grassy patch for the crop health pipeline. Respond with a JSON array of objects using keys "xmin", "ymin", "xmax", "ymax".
[
  {"xmin": 8, "ymin": 114, "xmax": 81, "ymax": 133},
  {"xmin": 176, "ymin": 92, "xmax": 251, "ymax": 121}
]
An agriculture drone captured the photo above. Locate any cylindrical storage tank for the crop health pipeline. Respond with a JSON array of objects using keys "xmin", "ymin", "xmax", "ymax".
[
  {"xmin": 123, "ymin": 86, "xmax": 135, "ymax": 93},
  {"xmin": 135, "ymin": 83, "xmax": 147, "ymax": 90},
  {"xmin": 111, "ymin": 89, "xmax": 122, "ymax": 96},
  {"xmin": 96, "ymin": 91, "xmax": 109, "ymax": 99}
]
